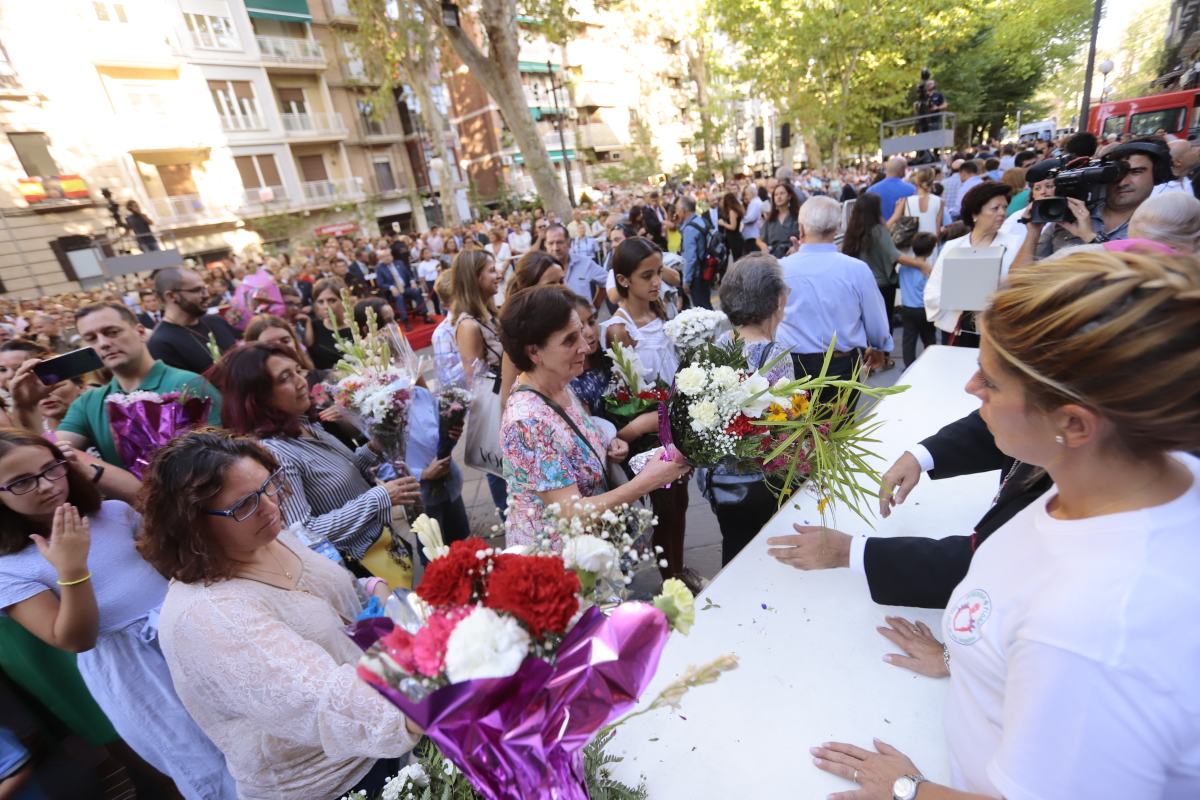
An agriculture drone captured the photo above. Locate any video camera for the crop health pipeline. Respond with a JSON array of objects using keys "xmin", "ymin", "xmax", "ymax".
[{"xmin": 1028, "ymin": 156, "xmax": 1128, "ymax": 225}]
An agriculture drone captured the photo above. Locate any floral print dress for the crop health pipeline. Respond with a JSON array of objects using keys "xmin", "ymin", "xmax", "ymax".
[{"xmin": 501, "ymin": 387, "xmax": 608, "ymax": 549}]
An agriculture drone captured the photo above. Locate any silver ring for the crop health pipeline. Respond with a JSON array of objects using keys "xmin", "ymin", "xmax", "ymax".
[{"xmin": 853, "ymin": 768, "xmax": 859, "ymax": 783}]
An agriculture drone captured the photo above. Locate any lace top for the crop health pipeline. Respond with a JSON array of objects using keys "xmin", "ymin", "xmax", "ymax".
[
  {"xmin": 600, "ymin": 307, "xmax": 679, "ymax": 384},
  {"xmin": 157, "ymin": 532, "xmax": 417, "ymax": 800}
]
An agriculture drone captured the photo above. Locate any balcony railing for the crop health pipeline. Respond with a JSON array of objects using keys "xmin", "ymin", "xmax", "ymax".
[
  {"xmin": 256, "ymin": 35, "xmax": 325, "ymax": 67},
  {"xmin": 281, "ymin": 111, "xmax": 348, "ymax": 138},
  {"xmin": 145, "ymin": 194, "xmax": 225, "ymax": 227},
  {"xmin": 188, "ymin": 28, "xmax": 240, "ymax": 51},
  {"xmin": 237, "ymin": 186, "xmax": 289, "ymax": 214},
  {"xmin": 544, "ymin": 130, "xmax": 576, "ymax": 151},
  {"xmin": 300, "ymin": 177, "xmax": 365, "ymax": 205},
  {"xmin": 219, "ymin": 113, "xmax": 266, "ymax": 132}
]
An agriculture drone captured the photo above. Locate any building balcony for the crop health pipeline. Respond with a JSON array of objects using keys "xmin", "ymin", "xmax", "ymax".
[
  {"xmin": 299, "ymin": 176, "xmax": 365, "ymax": 206},
  {"xmin": 236, "ymin": 186, "xmax": 290, "ymax": 216},
  {"xmin": 542, "ymin": 130, "xmax": 575, "ymax": 150},
  {"xmin": 187, "ymin": 27, "xmax": 242, "ymax": 52},
  {"xmin": 256, "ymin": 35, "xmax": 326, "ymax": 68},
  {"xmin": 327, "ymin": 0, "xmax": 358, "ymax": 23},
  {"xmin": 281, "ymin": 111, "xmax": 348, "ymax": 139},
  {"xmin": 578, "ymin": 121, "xmax": 623, "ymax": 150},
  {"xmin": 219, "ymin": 113, "xmax": 267, "ymax": 132},
  {"xmin": 145, "ymin": 194, "xmax": 229, "ymax": 228}
]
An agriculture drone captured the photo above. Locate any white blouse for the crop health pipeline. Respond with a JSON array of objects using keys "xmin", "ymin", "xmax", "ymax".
[{"xmin": 158, "ymin": 532, "xmax": 417, "ymax": 800}]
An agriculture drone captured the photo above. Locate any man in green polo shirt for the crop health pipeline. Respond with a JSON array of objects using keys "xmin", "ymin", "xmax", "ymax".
[{"xmin": 44, "ymin": 303, "xmax": 221, "ymax": 468}]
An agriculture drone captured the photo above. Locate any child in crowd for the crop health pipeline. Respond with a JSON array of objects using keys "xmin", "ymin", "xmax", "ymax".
[{"xmin": 899, "ymin": 232, "xmax": 938, "ymax": 367}]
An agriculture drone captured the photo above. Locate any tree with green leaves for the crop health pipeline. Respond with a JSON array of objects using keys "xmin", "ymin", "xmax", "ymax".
[
  {"xmin": 402, "ymin": 0, "xmax": 575, "ymax": 218},
  {"xmin": 344, "ymin": 0, "xmax": 460, "ymax": 228},
  {"xmin": 707, "ymin": 0, "xmax": 1091, "ymax": 165}
]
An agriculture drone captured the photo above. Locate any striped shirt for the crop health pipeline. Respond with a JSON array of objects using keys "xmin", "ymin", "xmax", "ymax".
[{"xmin": 264, "ymin": 419, "xmax": 391, "ymax": 560}]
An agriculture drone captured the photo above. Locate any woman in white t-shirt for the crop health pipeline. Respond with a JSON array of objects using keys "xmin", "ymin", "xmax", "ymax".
[{"xmin": 811, "ymin": 249, "xmax": 1200, "ymax": 800}]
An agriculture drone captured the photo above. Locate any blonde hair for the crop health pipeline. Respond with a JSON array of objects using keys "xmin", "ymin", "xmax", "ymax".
[
  {"xmin": 447, "ymin": 250, "xmax": 496, "ymax": 323},
  {"xmin": 1129, "ymin": 193, "xmax": 1200, "ymax": 253},
  {"xmin": 911, "ymin": 167, "xmax": 934, "ymax": 193},
  {"xmin": 982, "ymin": 250, "xmax": 1200, "ymax": 457}
]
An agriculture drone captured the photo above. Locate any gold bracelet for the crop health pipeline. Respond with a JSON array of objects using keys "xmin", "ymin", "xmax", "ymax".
[{"xmin": 56, "ymin": 572, "xmax": 91, "ymax": 587}]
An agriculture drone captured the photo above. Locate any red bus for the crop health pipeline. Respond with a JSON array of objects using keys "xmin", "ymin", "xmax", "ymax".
[{"xmin": 1087, "ymin": 89, "xmax": 1200, "ymax": 139}]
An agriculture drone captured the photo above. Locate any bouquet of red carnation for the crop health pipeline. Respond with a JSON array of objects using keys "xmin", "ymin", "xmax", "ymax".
[
  {"xmin": 603, "ymin": 341, "xmax": 668, "ymax": 423},
  {"xmin": 349, "ymin": 521, "xmax": 695, "ymax": 800}
]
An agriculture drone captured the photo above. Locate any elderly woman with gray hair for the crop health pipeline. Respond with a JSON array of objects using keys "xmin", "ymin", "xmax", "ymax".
[{"xmin": 702, "ymin": 253, "xmax": 795, "ymax": 565}]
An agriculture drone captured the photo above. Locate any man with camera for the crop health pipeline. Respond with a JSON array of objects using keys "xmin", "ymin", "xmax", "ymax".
[{"xmin": 1020, "ymin": 138, "xmax": 1172, "ymax": 262}]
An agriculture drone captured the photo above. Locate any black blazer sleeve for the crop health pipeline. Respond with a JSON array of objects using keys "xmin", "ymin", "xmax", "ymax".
[
  {"xmin": 921, "ymin": 410, "xmax": 1007, "ymax": 480},
  {"xmin": 862, "ymin": 534, "xmax": 975, "ymax": 609}
]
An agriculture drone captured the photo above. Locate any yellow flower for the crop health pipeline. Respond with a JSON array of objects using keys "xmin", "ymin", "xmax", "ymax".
[
  {"xmin": 764, "ymin": 403, "xmax": 789, "ymax": 422},
  {"xmin": 790, "ymin": 393, "xmax": 810, "ymax": 416},
  {"xmin": 817, "ymin": 496, "xmax": 830, "ymax": 514}
]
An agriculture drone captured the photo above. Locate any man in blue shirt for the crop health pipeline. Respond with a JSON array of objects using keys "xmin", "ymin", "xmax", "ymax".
[
  {"xmin": 546, "ymin": 223, "xmax": 606, "ymax": 307},
  {"xmin": 867, "ymin": 156, "xmax": 916, "ymax": 222},
  {"xmin": 677, "ymin": 196, "xmax": 712, "ymax": 309},
  {"xmin": 776, "ymin": 196, "xmax": 893, "ymax": 385}
]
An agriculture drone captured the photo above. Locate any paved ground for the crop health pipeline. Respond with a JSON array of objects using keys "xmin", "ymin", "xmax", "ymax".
[{"xmin": 418, "ymin": 322, "xmax": 914, "ymax": 589}]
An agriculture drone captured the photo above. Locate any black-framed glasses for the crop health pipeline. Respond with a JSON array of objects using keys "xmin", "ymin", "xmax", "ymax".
[
  {"xmin": 0, "ymin": 461, "xmax": 68, "ymax": 495},
  {"xmin": 202, "ymin": 469, "xmax": 286, "ymax": 522},
  {"xmin": 176, "ymin": 285, "xmax": 208, "ymax": 296}
]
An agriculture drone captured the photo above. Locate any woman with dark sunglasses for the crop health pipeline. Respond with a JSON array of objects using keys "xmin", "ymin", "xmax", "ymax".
[
  {"xmin": 0, "ymin": 429, "xmax": 237, "ymax": 799},
  {"xmin": 143, "ymin": 430, "xmax": 421, "ymax": 800}
]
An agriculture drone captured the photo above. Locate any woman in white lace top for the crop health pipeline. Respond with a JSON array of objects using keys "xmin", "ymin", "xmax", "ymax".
[{"xmin": 142, "ymin": 431, "xmax": 420, "ymax": 800}]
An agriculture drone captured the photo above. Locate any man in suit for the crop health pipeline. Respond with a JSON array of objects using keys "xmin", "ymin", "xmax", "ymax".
[
  {"xmin": 375, "ymin": 247, "xmax": 430, "ymax": 329},
  {"xmin": 135, "ymin": 289, "xmax": 162, "ymax": 329},
  {"xmin": 767, "ymin": 409, "xmax": 1051, "ymax": 608}
]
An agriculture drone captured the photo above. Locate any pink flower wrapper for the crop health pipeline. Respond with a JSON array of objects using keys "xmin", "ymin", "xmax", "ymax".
[
  {"xmin": 106, "ymin": 392, "xmax": 212, "ymax": 479},
  {"xmin": 348, "ymin": 603, "xmax": 669, "ymax": 800}
]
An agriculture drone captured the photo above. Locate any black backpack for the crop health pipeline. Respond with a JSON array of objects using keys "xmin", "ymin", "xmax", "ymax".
[{"xmin": 687, "ymin": 213, "xmax": 728, "ymax": 280}]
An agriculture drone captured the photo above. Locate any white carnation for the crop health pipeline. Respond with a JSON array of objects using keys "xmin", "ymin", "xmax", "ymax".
[
  {"xmin": 563, "ymin": 534, "xmax": 621, "ymax": 581},
  {"xmin": 381, "ymin": 764, "xmax": 429, "ymax": 800},
  {"xmin": 444, "ymin": 607, "xmax": 530, "ymax": 683},
  {"xmin": 709, "ymin": 365, "xmax": 739, "ymax": 391},
  {"xmin": 739, "ymin": 373, "xmax": 773, "ymax": 418},
  {"xmin": 674, "ymin": 365, "xmax": 708, "ymax": 396},
  {"xmin": 689, "ymin": 400, "xmax": 720, "ymax": 432}
]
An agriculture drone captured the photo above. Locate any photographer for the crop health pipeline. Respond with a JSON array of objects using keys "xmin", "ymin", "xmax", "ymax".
[{"xmin": 1016, "ymin": 138, "xmax": 1172, "ymax": 265}]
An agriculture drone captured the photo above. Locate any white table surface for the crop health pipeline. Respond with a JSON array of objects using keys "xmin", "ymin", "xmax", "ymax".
[{"xmin": 610, "ymin": 345, "xmax": 997, "ymax": 797}]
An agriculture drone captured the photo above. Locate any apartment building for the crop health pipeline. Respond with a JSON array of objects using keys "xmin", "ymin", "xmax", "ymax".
[
  {"xmin": 447, "ymin": 4, "xmax": 696, "ymax": 205},
  {"xmin": 0, "ymin": 0, "xmax": 422, "ymax": 296}
]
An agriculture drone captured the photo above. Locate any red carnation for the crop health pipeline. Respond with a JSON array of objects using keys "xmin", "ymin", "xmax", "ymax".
[
  {"xmin": 417, "ymin": 537, "xmax": 492, "ymax": 607},
  {"xmin": 615, "ymin": 387, "xmax": 630, "ymax": 402},
  {"xmin": 725, "ymin": 413, "xmax": 756, "ymax": 437},
  {"xmin": 636, "ymin": 388, "xmax": 669, "ymax": 402},
  {"xmin": 484, "ymin": 554, "xmax": 580, "ymax": 640}
]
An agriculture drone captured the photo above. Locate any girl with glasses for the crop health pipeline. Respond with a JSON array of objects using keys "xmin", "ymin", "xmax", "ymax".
[{"xmin": 0, "ymin": 429, "xmax": 236, "ymax": 799}]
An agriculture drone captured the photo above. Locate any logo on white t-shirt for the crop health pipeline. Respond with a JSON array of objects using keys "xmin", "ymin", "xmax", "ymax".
[{"xmin": 947, "ymin": 588, "xmax": 992, "ymax": 645}]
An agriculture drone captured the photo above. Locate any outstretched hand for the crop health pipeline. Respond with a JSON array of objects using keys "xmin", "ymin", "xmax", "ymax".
[{"xmin": 30, "ymin": 504, "xmax": 91, "ymax": 582}]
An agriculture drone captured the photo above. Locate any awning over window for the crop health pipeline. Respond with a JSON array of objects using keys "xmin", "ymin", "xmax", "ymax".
[
  {"xmin": 517, "ymin": 60, "xmax": 561, "ymax": 74},
  {"xmin": 246, "ymin": 0, "xmax": 312, "ymax": 23}
]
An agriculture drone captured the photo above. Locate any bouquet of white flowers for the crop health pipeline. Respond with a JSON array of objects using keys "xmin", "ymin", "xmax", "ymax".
[{"xmin": 663, "ymin": 308, "xmax": 728, "ymax": 354}]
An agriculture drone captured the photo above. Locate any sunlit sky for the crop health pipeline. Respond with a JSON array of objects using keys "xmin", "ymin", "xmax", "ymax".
[{"xmin": 1097, "ymin": 0, "xmax": 1144, "ymax": 52}]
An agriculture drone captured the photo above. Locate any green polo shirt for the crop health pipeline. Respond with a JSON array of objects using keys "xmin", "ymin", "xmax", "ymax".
[{"xmin": 58, "ymin": 360, "xmax": 222, "ymax": 468}]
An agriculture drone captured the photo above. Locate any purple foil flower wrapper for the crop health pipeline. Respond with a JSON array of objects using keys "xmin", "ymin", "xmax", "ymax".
[
  {"xmin": 106, "ymin": 392, "xmax": 212, "ymax": 479},
  {"xmin": 349, "ymin": 603, "xmax": 669, "ymax": 800}
]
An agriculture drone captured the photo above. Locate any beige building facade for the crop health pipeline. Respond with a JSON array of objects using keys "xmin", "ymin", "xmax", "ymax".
[{"xmin": 0, "ymin": 0, "xmax": 420, "ymax": 297}]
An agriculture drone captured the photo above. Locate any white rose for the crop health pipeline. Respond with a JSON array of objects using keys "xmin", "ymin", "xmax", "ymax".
[
  {"xmin": 739, "ymin": 373, "xmax": 773, "ymax": 418},
  {"xmin": 444, "ymin": 607, "xmax": 531, "ymax": 682},
  {"xmin": 563, "ymin": 534, "xmax": 621, "ymax": 581},
  {"xmin": 675, "ymin": 366, "xmax": 708, "ymax": 396},
  {"xmin": 689, "ymin": 400, "xmax": 720, "ymax": 432}
]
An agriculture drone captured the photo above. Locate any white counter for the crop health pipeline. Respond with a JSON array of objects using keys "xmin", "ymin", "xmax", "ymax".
[{"xmin": 610, "ymin": 346, "xmax": 997, "ymax": 796}]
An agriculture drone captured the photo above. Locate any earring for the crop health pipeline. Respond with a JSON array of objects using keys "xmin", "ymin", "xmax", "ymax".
[{"xmin": 1054, "ymin": 434, "xmax": 1065, "ymax": 445}]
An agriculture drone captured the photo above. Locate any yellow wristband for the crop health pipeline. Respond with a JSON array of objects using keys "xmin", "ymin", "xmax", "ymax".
[{"xmin": 56, "ymin": 572, "xmax": 91, "ymax": 587}]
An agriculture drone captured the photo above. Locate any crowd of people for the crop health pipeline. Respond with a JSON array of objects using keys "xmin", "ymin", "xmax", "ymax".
[{"xmin": 0, "ymin": 125, "xmax": 1197, "ymax": 800}]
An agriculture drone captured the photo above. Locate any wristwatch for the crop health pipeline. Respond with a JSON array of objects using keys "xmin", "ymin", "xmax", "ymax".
[{"xmin": 893, "ymin": 774, "xmax": 927, "ymax": 800}]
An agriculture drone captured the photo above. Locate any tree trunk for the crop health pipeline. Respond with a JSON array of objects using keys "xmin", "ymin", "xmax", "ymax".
[
  {"xmin": 409, "ymin": 60, "xmax": 461, "ymax": 226},
  {"xmin": 428, "ymin": 0, "xmax": 572, "ymax": 219},
  {"xmin": 687, "ymin": 37, "xmax": 717, "ymax": 170}
]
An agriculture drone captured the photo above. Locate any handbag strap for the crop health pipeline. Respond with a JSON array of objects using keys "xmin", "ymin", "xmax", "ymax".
[
  {"xmin": 513, "ymin": 385, "xmax": 610, "ymax": 491},
  {"xmin": 755, "ymin": 340, "xmax": 775, "ymax": 371}
]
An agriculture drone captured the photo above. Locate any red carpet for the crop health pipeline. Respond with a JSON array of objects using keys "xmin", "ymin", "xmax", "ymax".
[{"xmin": 400, "ymin": 313, "xmax": 444, "ymax": 351}]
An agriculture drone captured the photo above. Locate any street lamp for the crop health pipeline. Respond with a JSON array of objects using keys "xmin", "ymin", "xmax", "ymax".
[
  {"xmin": 441, "ymin": 1, "xmax": 460, "ymax": 28},
  {"xmin": 1098, "ymin": 59, "xmax": 1114, "ymax": 103}
]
